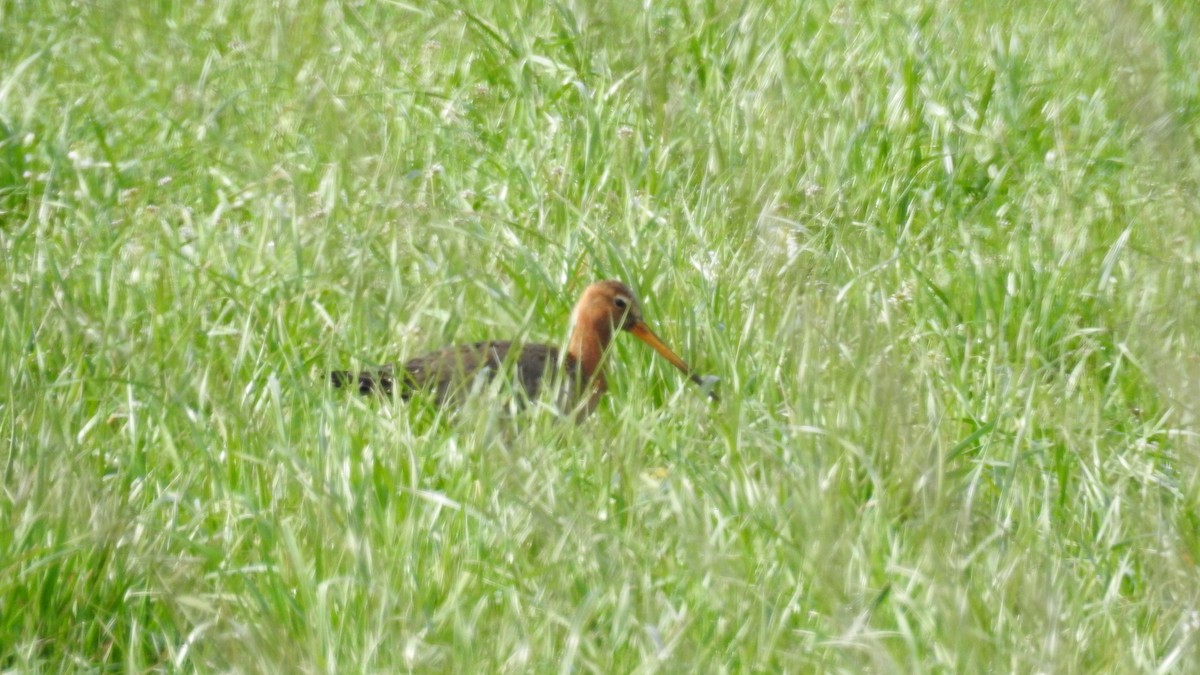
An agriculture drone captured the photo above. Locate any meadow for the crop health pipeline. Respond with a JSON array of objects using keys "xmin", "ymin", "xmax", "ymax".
[{"xmin": 2, "ymin": 0, "xmax": 1199, "ymax": 671}]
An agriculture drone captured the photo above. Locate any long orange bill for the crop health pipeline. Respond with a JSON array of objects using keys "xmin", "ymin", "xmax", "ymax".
[{"xmin": 629, "ymin": 322, "xmax": 719, "ymax": 401}]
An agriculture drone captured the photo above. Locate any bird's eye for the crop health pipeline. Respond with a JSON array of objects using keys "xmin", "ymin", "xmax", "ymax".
[{"xmin": 614, "ymin": 296, "xmax": 628, "ymax": 310}]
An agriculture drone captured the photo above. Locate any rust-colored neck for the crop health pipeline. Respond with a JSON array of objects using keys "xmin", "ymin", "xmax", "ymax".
[{"xmin": 567, "ymin": 309, "xmax": 615, "ymax": 393}]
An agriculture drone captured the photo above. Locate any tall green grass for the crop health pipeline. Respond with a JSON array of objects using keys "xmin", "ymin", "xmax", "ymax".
[{"xmin": 3, "ymin": 0, "xmax": 1199, "ymax": 671}]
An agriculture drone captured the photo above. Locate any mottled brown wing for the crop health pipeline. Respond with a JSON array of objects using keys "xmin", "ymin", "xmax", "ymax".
[
  {"xmin": 401, "ymin": 341, "xmax": 504, "ymax": 402},
  {"xmin": 332, "ymin": 341, "xmax": 564, "ymax": 404}
]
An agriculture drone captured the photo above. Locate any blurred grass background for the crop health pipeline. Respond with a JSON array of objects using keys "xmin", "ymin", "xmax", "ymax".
[{"xmin": 2, "ymin": 0, "xmax": 1199, "ymax": 671}]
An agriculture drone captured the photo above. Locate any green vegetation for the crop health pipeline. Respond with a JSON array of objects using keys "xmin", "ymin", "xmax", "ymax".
[{"xmin": 3, "ymin": 0, "xmax": 1199, "ymax": 671}]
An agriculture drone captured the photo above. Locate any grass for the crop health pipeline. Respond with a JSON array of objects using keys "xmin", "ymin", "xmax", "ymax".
[{"xmin": 2, "ymin": 0, "xmax": 1200, "ymax": 671}]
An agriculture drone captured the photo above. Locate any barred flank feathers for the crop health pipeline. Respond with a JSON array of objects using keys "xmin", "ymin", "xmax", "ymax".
[{"xmin": 330, "ymin": 369, "xmax": 395, "ymax": 396}]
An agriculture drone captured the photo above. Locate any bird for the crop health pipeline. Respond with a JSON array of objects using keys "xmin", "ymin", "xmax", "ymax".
[{"xmin": 330, "ymin": 280, "xmax": 716, "ymax": 418}]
